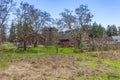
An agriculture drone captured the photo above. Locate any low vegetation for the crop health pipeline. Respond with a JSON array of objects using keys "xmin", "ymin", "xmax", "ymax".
[{"xmin": 0, "ymin": 46, "xmax": 120, "ymax": 80}]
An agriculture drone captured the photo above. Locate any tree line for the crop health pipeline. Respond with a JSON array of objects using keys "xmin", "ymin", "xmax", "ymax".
[{"xmin": 0, "ymin": 0, "xmax": 119, "ymax": 51}]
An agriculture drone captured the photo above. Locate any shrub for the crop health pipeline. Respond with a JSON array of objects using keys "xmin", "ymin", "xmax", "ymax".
[{"xmin": 0, "ymin": 42, "xmax": 16, "ymax": 52}]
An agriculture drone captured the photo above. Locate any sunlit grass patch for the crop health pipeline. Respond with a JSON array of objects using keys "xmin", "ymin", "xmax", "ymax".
[{"xmin": 0, "ymin": 61, "xmax": 9, "ymax": 70}]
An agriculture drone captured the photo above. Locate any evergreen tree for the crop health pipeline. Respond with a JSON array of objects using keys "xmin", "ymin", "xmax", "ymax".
[
  {"xmin": 9, "ymin": 22, "xmax": 16, "ymax": 42},
  {"xmin": 89, "ymin": 22, "xmax": 105, "ymax": 38},
  {"xmin": 107, "ymin": 25, "xmax": 117, "ymax": 36}
]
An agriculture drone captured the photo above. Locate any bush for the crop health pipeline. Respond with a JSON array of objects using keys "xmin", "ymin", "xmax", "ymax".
[{"xmin": 0, "ymin": 42, "xmax": 16, "ymax": 52}]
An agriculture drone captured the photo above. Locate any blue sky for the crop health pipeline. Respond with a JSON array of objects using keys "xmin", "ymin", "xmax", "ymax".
[{"xmin": 14, "ymin": 0, "xmax": 120, "ymax": 28}]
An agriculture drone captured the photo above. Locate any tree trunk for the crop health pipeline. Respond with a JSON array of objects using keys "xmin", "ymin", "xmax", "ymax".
[
  {"xmin": 79, "ymin": 42, "xmax": 83, "ymax": 52},
  {"xmin": 55, "ymin": 45, "xmax": 58, "ymax": 53},
  {"xmin": 76, "ymin": 39, "xmax": 83, "ymax": 52},
  {"xmin": 76, "ymin": 40, "xmax": 80, "ymax": 49},
  {"xmin": 34, "ymin": 40, "xmax": 38, "ymax": 48},
  {"xmin": 23, "ymin": 41, "xmax": 27, "ymax": 51}
]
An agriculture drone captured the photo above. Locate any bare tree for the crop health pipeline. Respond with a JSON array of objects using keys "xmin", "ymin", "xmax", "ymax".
[
  {"xmin": 15, "ymin": 2, "xmax": 34, "ymax": 51},
  {"xmin": 0, "ymin": 0, "xmax": 15, "ymax": 43},
  {"xmin": 30, "ymin": 8, "xmax": 51, "ymax": 47},
  {"xmin": 75, "ymin": 4, "xmax": 93, "ymax": 52},
  {"xmin": 60, "ymin": 9, "xmax": 76, "ymax": 47}
]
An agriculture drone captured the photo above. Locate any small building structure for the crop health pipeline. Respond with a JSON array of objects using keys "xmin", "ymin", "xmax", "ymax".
[
  {"xmin": 58, "ymin": 31, "xmax": 75, "ymax": 47},
  {"xmin": 112, "ymin": 36, "xmax": 120, "ymax": 44}
]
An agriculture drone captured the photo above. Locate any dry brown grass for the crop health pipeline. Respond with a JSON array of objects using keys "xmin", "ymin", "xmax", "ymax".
[
  {"xmin": 0, "ymin": 55, "xmax": 78, "ymax": 80},
  {"xmin": 100, "ymin": 51, "xmax": 120, "ymax": 60},
  {"xmin": 0, "ymin": 55, "xmax": 117, "ymax": 80},
  {"xmin": 89, "ymin": 50, "xmax": 120, "ymax": 60}
]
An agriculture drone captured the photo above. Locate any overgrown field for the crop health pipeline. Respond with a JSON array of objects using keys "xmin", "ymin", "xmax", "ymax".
[{"xmin": 0, "ymin": 45, "xmax": 120, "ymax": 80}]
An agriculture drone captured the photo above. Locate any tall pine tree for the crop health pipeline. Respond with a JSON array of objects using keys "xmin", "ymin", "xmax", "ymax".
[{"xmin": 9, "ymin": 22, "xmax": 16, "ymax": 42}]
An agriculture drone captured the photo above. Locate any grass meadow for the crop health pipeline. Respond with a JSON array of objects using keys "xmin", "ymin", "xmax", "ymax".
[{"xmin": 0, "ymin": 43, "xmax": 120, "ymax": 80}]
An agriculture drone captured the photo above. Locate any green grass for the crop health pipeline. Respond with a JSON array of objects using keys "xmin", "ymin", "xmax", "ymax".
[{"xmin": 0, "ymin": 61, "xmax": 9, "ymax": 70}]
